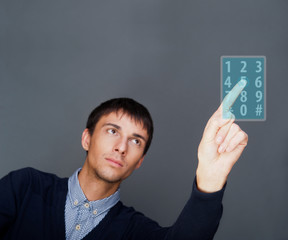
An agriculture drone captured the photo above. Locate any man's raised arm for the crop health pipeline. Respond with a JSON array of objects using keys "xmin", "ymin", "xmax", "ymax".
[{"xmin": 196, "ymin": 79, "xmax": 248, "ymax": 193}]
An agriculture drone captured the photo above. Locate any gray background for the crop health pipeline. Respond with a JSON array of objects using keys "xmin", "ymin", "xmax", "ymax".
[{"xmin": 1, "ymin": 0, "xmax": 288, "ymax": 239}]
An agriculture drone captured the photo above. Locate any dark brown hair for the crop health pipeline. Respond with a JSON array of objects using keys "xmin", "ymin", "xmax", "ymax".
[{"xmin": 86, "ymin": 98, "xmax": 153, "ymax": 155}]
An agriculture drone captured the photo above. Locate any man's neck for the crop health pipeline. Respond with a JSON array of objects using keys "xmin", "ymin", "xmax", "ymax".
[{"xmin": 78, "ymin": 167, "xmax": 120, "ymax": 201}]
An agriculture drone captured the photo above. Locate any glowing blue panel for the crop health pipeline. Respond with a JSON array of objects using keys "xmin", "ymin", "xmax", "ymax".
[{"xmin": 221, "ymin": 56, "xmax": 266, "ymax": 121}]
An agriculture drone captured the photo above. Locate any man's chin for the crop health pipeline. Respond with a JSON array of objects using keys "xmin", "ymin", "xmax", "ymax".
[{"xmin": 96, "ymin": 172, "xmax": 123, "ymax": 184}]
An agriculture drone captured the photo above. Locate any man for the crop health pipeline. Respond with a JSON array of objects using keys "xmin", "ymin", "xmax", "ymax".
[{"xmin": 0, "ymin": 85, "xmax": 248, "ymax": 239}]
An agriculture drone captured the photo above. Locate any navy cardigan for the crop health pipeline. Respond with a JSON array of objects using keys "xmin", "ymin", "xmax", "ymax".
[{"xmin": 0, "ymin": 168, "xmax": 224, "ymax": 240}]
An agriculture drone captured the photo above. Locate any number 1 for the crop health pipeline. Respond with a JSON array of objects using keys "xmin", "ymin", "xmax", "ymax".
[{"xmin": 225, "ymin": 61, "xmax": 231, "ymax": 73}]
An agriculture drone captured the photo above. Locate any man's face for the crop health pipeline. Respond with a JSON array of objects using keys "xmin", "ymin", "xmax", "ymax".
[{"xmin": 81, "ymin": 111, "xmax": 148, "ymax": 184}]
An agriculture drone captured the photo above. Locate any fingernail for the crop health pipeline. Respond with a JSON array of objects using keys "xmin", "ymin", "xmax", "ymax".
[
  {"xmin": 216, "ymin": 136, "xmax": 222, "ymax": 144},
  {"xmin": 238, "ymin": 79, "xmax": 247, "ymax": 88},
  {"xmin": 218, "ymin": 145, "xmax": 224, "ymax": 153}
]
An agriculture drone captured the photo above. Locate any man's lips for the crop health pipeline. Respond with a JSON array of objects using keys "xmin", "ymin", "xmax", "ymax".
[{"xmin": 105, "ymin": 158, "xmax": 124, "ymax": 167}]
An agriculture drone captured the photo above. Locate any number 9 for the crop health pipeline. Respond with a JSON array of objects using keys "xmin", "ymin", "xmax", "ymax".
[{"xmin": 256, "ymin": 91, "xmax": 262, "ymax": 102}]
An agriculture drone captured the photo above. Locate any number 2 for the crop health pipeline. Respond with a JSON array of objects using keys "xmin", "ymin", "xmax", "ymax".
[{"xmin": 240, "ymin": 61, "xmax": 247, "ymax": 73}]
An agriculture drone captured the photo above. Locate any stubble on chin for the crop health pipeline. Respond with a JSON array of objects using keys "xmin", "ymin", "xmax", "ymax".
[{"xmin": 92, "ymin": 166, "xmax": 123, "ymax": 184}]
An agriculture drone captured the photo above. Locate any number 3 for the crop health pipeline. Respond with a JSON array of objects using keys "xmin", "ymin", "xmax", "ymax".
[{"xmin": 256, "ymin": 61, "xmax": 262, "ymax": 73}]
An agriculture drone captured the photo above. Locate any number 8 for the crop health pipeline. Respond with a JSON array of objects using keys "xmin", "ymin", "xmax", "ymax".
[{"xmin": 240, "ymin": 91, "xmax": 247, "ymax": 102}]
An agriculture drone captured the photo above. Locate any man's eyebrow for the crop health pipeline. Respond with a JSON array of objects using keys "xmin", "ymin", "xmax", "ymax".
[
  {"xmin": 103, "ymin": 123, "xmax": 121, "ymax": 130},
  {"xmin": 102, "ymin": 123, "xmax": 147, "ymax": 142},
  {"xmin": 132, "ymin": 133, "xmax": 147, "ymax": 143}
]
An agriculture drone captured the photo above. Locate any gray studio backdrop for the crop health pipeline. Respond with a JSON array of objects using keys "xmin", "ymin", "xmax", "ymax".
[{"xmin": 1, "ymin": 0, "xmax": 288, "ymax": 239}]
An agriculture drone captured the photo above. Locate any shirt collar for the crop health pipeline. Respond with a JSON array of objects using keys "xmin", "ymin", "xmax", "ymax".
[{"xmin": 68, "ymin": 168, "xmax": 120, "ymax": 217}]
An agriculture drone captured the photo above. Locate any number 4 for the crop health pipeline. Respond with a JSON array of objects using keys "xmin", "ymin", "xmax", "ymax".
[{"xmin": 224, "ymin": 76, "xmax": 232, "ymax": 88}]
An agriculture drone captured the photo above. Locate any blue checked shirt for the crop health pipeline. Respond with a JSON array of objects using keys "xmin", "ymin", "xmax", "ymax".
[{"xmin": 65, "ymin": 168, "xmax": 120, "ymax": 240}]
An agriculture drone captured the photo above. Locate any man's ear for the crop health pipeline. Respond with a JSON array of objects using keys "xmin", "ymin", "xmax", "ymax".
[
  {"xmin": 81, "ymin": 129, "xmax": 91, "ymax": 151},
  {"xmin": 135, "ymin": 155, "xmax": 145, "ymax": 169}
]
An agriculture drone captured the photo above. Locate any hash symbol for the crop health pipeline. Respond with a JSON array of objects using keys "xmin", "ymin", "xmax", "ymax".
[{"xmin": 255, "ymin": 104, "xmax": 262, "ymax": 116}]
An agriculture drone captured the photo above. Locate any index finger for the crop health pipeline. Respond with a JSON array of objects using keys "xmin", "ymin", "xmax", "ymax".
[
  {"xmin": 222, "ymin": 79, "xmax": 247, "ymax": 112},
  {"xmin": 202, "ymin": 79, "xmax": 247, "ymax": 142}
]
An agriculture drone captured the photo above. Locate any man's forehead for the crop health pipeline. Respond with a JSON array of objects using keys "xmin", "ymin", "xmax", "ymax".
[{"xmin": 100, "ymin": 111, "xmax": 147, "ymax": 130}]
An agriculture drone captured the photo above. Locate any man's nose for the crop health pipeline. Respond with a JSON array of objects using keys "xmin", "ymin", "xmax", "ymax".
[{"xmin": 114, "ymin": 138, "xmax": 127, "ymax": 156}]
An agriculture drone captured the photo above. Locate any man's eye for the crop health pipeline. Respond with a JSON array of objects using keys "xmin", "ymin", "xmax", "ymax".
[
  {"xmin": 131, "ymin": 139, "xmax": 140, "ymax": 145},
  {"xmin": 108, "ymin": 129, "xmax": 117, "ymax": 135}
]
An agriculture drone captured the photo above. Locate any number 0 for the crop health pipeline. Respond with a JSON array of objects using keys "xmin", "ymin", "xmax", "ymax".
[{"xmin": 240, "ymin": 104, "xmax": 247, "ymax": 116}]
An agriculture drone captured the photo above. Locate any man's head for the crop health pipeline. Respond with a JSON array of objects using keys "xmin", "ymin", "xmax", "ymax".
[
  {"xmin": 81, "ymin": 98, "xmax": 154, "ymax": 185},
  {"xmin": 86, "ymin": 98, "xmax": 153, "ymax": 155}
]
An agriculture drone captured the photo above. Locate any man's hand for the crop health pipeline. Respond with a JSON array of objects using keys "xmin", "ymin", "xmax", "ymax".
[{"xmin": 196, "ymin": 80, "xmax": 248, "ymax": 193}]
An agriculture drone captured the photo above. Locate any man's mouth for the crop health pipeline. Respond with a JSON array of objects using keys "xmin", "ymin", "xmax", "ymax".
[{"xmin": 105, "ymin": 158, "xmax": 124, "ymax": 167}]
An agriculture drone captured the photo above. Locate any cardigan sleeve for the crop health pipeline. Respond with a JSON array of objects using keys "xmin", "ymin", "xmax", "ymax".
[
  {"xmin": 164, "ymin": 179, "xmax": 225, "ymax": 240},
  {"xmin": 0, "ymin": 168, "xmax": 31, "ymax": 238},
  {"xmin": 124, "ymin": 178, "xmax": 225, "ymax": 240}
]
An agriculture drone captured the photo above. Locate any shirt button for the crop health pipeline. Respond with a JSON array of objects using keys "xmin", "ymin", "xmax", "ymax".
[
  {"xmin": 93, "ymin": 209, "xmax": 98, "ymax": 215},
  {"xmin": 74, "ymin": 200, "xmax": 78, "ymax": 206},
  {"xmin": 75, "ymin": 224, "xmax": 81, "ymax": 230},
  {"xmin": 84, "ymin": 203, "xmax": 90, "ymax": 208}
]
